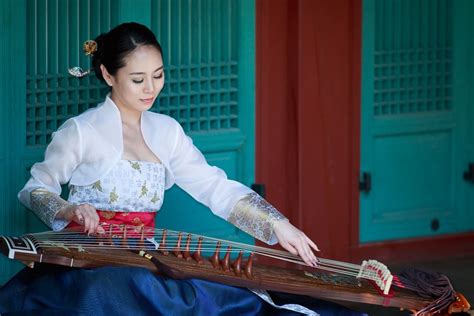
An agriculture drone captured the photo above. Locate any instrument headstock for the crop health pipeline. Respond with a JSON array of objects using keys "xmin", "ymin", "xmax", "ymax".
[{"xmin": 0, "ymin": 235, "xmax": 37, "ymax": 259}]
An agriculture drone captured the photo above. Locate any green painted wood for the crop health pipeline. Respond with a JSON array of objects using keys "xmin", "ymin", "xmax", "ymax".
[
  {"xmin": 1, "ymin": 0, "xmax": 256, "ymax": 284},
  {"xmin": 149, "ymin": 0, "xmax": 256, "ymax": 244},
  {"xmin": 0, "ymin": 0, "xmax": 27, "ymax": 285},
  {"xmin": 360, "ymin": 0, "xmax": 474, "ymax": 243},
  {"xmin": 116, "ymin": 0, "xmax": 151, "ymax": 26},
  {"xmin": 0, "ymin": 0, "xmax": 118, "ymax": 286},
  {"xmin": 238, "ymin": 0, "xmax": 256, "ymax": 187},
  {"xmin": 453, "ymin": 0, "xmax": 474, "ymax": 230}
]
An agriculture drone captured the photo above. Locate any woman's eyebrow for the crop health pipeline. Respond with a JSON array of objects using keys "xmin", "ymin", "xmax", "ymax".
[{"xmin": 128, "ymin": 65, "xmax": 164, "ymax": 75}]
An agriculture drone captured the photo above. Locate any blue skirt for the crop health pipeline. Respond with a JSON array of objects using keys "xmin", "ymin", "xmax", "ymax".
[{"xmin": 0, "ymin": 265, "xmax": 367, "ymax": 316}]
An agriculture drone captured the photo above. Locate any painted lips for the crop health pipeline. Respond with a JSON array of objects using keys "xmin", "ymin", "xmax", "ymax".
[{"xmin": 141, "ymin": 97, "xmax": 155, "ymax": 105}]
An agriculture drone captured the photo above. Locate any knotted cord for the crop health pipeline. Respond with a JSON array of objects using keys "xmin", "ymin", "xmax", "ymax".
[{"xmin": 394, "ymin": 268, "xmax": 457, "ymax": 316}]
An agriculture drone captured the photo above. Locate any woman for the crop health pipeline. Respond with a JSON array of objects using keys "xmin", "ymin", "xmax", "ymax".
[{"xmin": 0, "ymin": 22, "xmax": 365, "ymax": 315}]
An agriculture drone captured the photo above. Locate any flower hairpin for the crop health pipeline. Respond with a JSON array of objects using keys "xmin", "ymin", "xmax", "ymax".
[
  {"xmin": 83, "ymin": 40, "xmax": 98, "ymax": 56},
  {"xmin": 67, "ymin": 39, "xmax": 97, "ymax": 78}
]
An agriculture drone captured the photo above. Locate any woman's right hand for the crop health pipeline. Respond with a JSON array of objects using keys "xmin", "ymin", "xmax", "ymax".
[
  {"xmin": 57, "ymin": 204, "xmax": 105, "ymax": 235},
  {"xmin": 272, "ymin": 219, "xmax": 319, "ymax": 267}
]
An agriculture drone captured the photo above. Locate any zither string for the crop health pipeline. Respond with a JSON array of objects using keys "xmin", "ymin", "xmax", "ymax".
[{"xmin": 30, "ymin": 227, "xmax": 380, "ymax": 282}]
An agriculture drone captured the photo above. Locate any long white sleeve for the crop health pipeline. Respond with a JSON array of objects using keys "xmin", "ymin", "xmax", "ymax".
[
  {"xmin": 169, "ymin": 123, "xmax": 287, "ymax": 244},
  {"xmin": 169, "ymin": 122, "xmax": 253, "ymax": 219},
  {"xmin": 18, "ymin": 119, "xmax": 82, "ymax": 229}
]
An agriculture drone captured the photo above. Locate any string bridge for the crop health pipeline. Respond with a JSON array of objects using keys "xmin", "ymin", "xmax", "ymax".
[
  {"xmin": 36, "ymin": 225, "xmax": 257, "ymax": 279},
  {"xmin": 1, "ymin": 227, "xmax": 471, "ymax": 314}
]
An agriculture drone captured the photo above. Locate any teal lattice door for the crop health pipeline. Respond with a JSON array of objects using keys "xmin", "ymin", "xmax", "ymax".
[
  {"xmin": 150, "ymin": 1, "xmax": 255, "ymax": 244},
  {"xmin": 360, "ymin": 0, "xmax": 474, "ymax": 243},
  {"xmin": 0, "ymin": 0, "xmax": 255, "ymax": 284}
]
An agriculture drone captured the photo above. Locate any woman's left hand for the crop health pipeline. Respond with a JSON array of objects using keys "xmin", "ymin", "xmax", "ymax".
[{"xmin": 273, "ymin": 219, "xmax": 320, "ymax": 267}]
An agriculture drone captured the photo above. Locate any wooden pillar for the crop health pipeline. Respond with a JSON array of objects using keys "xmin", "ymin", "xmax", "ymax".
[
  {"xmin": 296, "ymin": 0, "xmax": 362, "ymax": 260},
  {"xmin": 256, "ymin": 0, "xmax": 362, "ymax": 261},
  {"xmin": 256, "ymin": 0, "xmax": 299, "ymax": 221}
]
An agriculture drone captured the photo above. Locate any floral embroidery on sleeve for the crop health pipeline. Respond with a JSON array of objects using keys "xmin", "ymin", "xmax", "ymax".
[
  {"xmin": 228, "ymin": 192, "xmax": 288, "ymax": 244},
  {"xmin": 30, "ymin": 188, "xmax": 73, "ymax": 231}
]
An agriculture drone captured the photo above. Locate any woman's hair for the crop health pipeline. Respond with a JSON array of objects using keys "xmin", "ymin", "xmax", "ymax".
[{"xmin": 91, "ymin": 22, "xmax": 163, "ymax": 82}]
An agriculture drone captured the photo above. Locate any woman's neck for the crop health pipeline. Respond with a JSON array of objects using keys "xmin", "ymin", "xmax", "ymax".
[
  {"xmin": 119, "ymin": 109, "xmax": 141, "ymax": 128},
  {"xmin": 109, "ymin": 94, "xmax": 142, "ymax": 127}
]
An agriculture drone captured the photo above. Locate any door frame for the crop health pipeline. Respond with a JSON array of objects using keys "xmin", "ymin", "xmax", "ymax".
[{"xmin": 256, "ymin": 0, "xmax": 474, "ymax": 263}]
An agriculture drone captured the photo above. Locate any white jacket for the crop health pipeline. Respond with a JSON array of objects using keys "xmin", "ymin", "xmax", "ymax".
[{"xmin": 18, "ymin": 96, "xmax": 253, "ymax": 221}]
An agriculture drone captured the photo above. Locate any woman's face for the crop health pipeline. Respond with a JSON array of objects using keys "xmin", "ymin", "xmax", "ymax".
[{"xmin": 103, "ymin": 45, "xmax": 165, "ymax": 116}]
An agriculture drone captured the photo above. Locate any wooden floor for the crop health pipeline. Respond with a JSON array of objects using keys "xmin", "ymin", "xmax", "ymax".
[{"xmin": 344, "ymin": 254, "xmax": 474, "ymax": 315}]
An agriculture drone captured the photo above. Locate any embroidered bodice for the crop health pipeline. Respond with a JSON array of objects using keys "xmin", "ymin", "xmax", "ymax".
[{"xmin": 67, "ymin": 159, "xmax": 165, "ymax": 212}]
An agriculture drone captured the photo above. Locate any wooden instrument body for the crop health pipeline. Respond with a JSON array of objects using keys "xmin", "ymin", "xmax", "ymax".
[{"xmin": 0, "ymin": 234, "xmax": 433, "ymax": 312}]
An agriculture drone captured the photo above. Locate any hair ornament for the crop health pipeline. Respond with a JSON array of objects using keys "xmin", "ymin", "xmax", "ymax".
[
  {"xmin": 68, "ymin": 66, "xmax": 91, "ymax": 78},
  {"xmin": 83, "ymin": 40, "xmax": 98, "ymax": 56},
  {"xmin": 68, "ymin": 39, "xmax": 97, "ymax": 78}
]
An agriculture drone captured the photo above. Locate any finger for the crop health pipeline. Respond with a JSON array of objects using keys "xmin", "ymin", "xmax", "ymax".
[
  {"xmin": 294, "ymin": 237, "xmax": 317, "ymax": 267},
  {"xmin": 304, "ymin": 243, "xmax": 319, "ymax": 267},
  {"xmin": 288, "ymin": 238, "xmax": 307, "ymax": 262},
  {"xmin": 86, "ymin": 206, "xmax": 100, "ymax": 234},
  {"xmin": 299, "ymin": 235, "xmax": 319, "ymax": 266},
  {"xmin": 294, "ymin": 243, "xmax": 312, "ymax": 266},
  {"xmin": 83, "ymin": 216, "xmax": 92, "ymax": 234},
  {"xmin": 93, "ymin": 209, "xmax": 104, "ymax": 235},
  {"xmin": 85, "ymin": 210, "xmax": 98, "ymax": 234},
  {"xmin": 91, "ymin": 216, "xmax": 100, "ymax": 235},
  {"xmin": 297, "ymin": 241, "xmax": 315, "ymax": 267},
  {"xmin": 305, "ymin": 235, "xmax": 320, "ymax": 252},
  {"xmin": 80, "ymin": 204, "xmax": 98, "ymax": 234},
  {"xmin": 282, "ymin": 241, "xmax": 298, "ymax": 256},
  {"xmin": 302, "ymin": 243, "xmax": 315, "ymax": 266}
]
